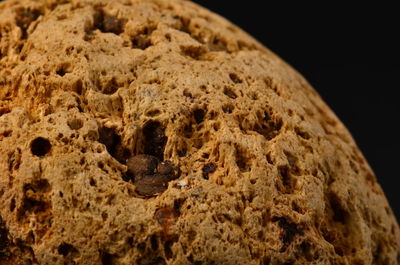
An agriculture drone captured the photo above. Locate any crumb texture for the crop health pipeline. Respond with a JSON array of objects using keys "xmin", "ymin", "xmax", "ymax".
[{"xmin": 0, "ymin": 0, "xmax": 399, "ymax": 264}]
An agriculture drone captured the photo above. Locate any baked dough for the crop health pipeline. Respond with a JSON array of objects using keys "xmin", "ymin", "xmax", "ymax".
[{"xmin": 1, "ymin": 0, "xmax": 399, "ymax": 264}]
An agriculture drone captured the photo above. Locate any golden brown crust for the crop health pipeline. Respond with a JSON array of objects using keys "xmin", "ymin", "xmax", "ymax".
[{"xmin": 0, "ymin": 0, "xmax": 399, "ymax": 264}]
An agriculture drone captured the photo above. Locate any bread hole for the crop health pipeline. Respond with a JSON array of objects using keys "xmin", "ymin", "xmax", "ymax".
[
  {"xmin": 175, "ymin": 16, "xmax": 205, "ymax": 44},
  {"xmin": 150, "ymin": 234, "xmax": 158, "ymax": 251},
  {"xmin": 202, "ymin": 163, "xmax": 217, "ymax": 180},
  {"xmin": 183, "ymin": 90, "xmax": 193, "ymax": 99},
  {"xmin": 98, "ymin": 126, "xmax": 130, "ymax": 163},
  {"xmin": 213, "ymin": 122, "xmax": 220, "ymax": 131},
  {"xmin": 56, "ymin": 63, "xmax": 70, "ymax": 77},
  {"xmin": 271, "ymin": 217, "xmax": 304, "ymax": 252},
  {"xmin": 67, "ymin": 118, "xmax": 83, "ymax": 130},
  {"xmin": 102, "ymin": 77, "xmax": 120, "ymax": 95},
  {"xmin": 229, "ymin": 73, "xmax": 242, "ymax": 84},
  {"xmin": 223, "ymin": 86, "xmax": 237, "ymax": 99},
  {"xmin": 183, "ymin": 123, "xmax": 193, "ymax": 138},
  {"xmin": 15, "ymin": 8, "xmax": 42, "ymax": 39},
  {"xmin": 30, "ymin": 137, "xmax": 51, "ymax": 157},
  {"xmin": 329, "ymin": 193, "xmax": 348, "ymax": 224},
  {"xmin": 0, "ymin": 130, "xmax": 12, "ymax": 138},
  {"xmin": 180, "ymin": 45, "xmax": 206, "ymax": 60},
  {"xmin": 165, "ymin": 33, "xmax": 171, "ymax": 42},
  {"xmin": 58, "ymin": 243, "xmax": 78, "ymax": 257},
  {"xmin": 131, "ymin": 27, "xmax": 155, "ymax": 50},
  {"xmin": 235, "ymin": 145, "xmax": 251, "ymax": 172},
  {"xmin": 222, "ymin": 103, "xmax": 234, "ymax": 114},
  {"xmin": 74, "ymin": 79, "xmax": 83, "ymax": 95},
  {"xmin": 0, "ymin": 107, "xmax": 11, "ymax": 117},
  {"xmin": 299, "ymin": 241, "xmax": 314, "ymax": 262},
  {"xmin": 254, "ymin": 110, "xmax": 283, "ymax": 140},
  {"xmin": 98, "ymin": 126, "xmax": 120, "ymax": 154},
  {"xmin": 93, "ymin": 8, "xmax": 126, "ymax": 35},
  {"xmin": 193, "ymin": 108, "xmax": 205, "ymax": 124},
  {"xmin": 277, "ymin": 165, "xmax": 295, "ymax": 193},
  {"xmin": 295, "ymin": 127, "xmax": 310, "ymax": 140},
  {"xmin": 202, "ymin": 153, "xmax": 209, "ymax": 159},
  {"xmin": 89, "ymin": 178, "xmax": 96, "ymax": 187},
  {"xmin": 100, "ymin": 250, "xmax": 117, "ymax": 265},
  {"xmin": 0, "ymin": 217, "xmax": 11, "ymax": 259},
  {"xmin": 142, "ymin": 121, "xmax": 167, "ymax": 160},
  {"xmin": 9, "ymin": 198, "xmax": 16, "ymax": 212},
  {"xmin": 146, "ymin": 109, "xmax": 161, "ymax": 117},
  {"xmin": 163, "ymin": 240, "xmax": 174, "ymax": 260}
]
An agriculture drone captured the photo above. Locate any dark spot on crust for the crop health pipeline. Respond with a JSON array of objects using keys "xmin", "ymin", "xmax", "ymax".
[
  {"xmin": 127, "ymin": 155, "xmax": 180, "ymax": 197},
  {"xmin": 127, "ymin": 154, "xmax": 159, "ymax": 176},
  {"xmin": 202, "ymin": 163, "xmax": 217, "ymax": 179},
  {"xmin": 272, "ymin": 217, "xmax": 304, "ymax": 252}
]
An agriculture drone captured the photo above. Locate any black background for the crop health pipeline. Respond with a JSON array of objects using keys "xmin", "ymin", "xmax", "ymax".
[{"xmin": 193, "ymin": 1, "xmax": 399, "ymax": 220}]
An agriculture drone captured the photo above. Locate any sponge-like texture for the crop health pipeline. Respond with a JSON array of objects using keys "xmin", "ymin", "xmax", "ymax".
[{"xmin": 0, "ymin": 0, "xmax": 399, "ymax": 264}]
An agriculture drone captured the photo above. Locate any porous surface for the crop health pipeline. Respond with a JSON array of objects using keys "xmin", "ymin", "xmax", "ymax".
[{"xmin": 0, "ymin": 0, "xmax": 399, "ymax": 264}]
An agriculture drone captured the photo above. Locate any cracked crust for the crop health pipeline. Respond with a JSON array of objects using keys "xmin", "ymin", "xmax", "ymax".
[{"xmin": 0, "ymin": 0, "xmax": 399, "ymax": 264}]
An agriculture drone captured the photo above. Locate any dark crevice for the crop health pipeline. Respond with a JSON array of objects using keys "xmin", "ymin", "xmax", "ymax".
[
  {"xmin": 295, "ymin": 127, "xmax": 311, "ymax": 140},
  {"xmin": 329, "ymin": 193, "xmax": 348, "ymax": 224},
  {"xmin": 100, "ymin": 250, "xmax": 117, "ymax": 265},
  {"xmin": 222, "ymin": 103, "xmax": 234, "ymax": 114},
  {"xmin": 277, "ymin": 165, "xmax": 295, "ymax": 193},
  {"xmin": 223, "ymin": 86, "xmax": 237, "ymax": 99},
  {"xmin": 15, "ymin": 8, "xmax": 42, "ymax": 39},
  {"xmin": 131, "ymin": 27, "xmax": 155, "ymax": 50},
  {"xmin": 98, "ymin": 126, "xmax": 130, "ymax": 163},
  {"xmin": 0, "ymin": 216, "xmax": 11, "ymax": 260},
  {"xmin": 193, "ymin": 108, "xmax": 205, "ymax": 124},
  {"xmin": 180, "ymin": 45, "xmax": 206, "ymax": 60},
  {"xmin": 272, "ymin": 217, "xmax": 304, "ymax": 252},
  {"xmin": 0, "ymin": 107, "xmax": 11, "ymax": 117},
  {"xmin": 58, "ymin": 243, "xmax": 78, "ymax": 257},
  {"xmin": 254, "ymin": 110, "xmax": 283, "ymax": 140},
  {"xmin": 142, "ymin": 121, "xmax": 167, "ymax": 160},
  {"xmin": 94, "ymin": 8, "xmax": 126, "ymax": 35},
  {"xmin": 236, "ymin": 145, "xmax": 251, "ymax": 172}
]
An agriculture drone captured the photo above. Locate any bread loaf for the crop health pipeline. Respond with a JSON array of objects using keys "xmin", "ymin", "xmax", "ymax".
[{"xmin": 0, "ymin": 0, "xmax": 399, "ymax": 264}]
